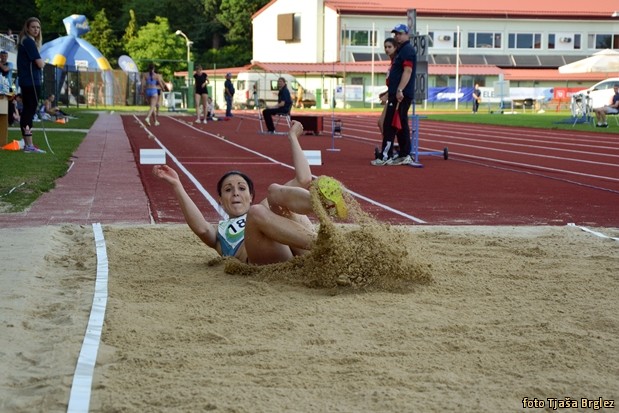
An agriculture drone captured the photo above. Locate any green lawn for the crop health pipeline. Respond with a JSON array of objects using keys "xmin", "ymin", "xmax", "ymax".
[
  {"xmin": 422, "ymin": 110, "xmax": 614, "ymax": 132},
  {"xmin": 0, "ymin": 112, "xmax": 98, "ymax": 212}
]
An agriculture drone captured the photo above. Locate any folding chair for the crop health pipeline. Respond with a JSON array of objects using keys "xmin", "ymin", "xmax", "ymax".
[
  {"xmin": 258, "ymin": 109, "xmax": 291, "ymax": 134},
  {"xmin": 522, "ymin": 98, "xmax": 535, "ymax": 113},
  {"xmin": 607, "ymin": 112, "xmax": 619, "ymax": 126},
  {"xmin": 275, "ymin": 112, "xmax": 291, "ymax": 128}
]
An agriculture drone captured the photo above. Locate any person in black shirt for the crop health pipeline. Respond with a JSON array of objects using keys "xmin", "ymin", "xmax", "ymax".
[
  {"xmin": 223, "ymin": 72, "xmax": 235, "ymax": 118},
  {"xmin": 472, "ymin": 83, "xmax": 482, "ymax": 114},
  {"xmin": 262, "ymin": 77, "xmax": 292, "ymax": 133}
]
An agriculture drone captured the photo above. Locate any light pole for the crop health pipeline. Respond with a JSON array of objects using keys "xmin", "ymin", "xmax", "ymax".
[{"xmin": 175, "ymin": 30, "xmax": 194, "ymax": 109}]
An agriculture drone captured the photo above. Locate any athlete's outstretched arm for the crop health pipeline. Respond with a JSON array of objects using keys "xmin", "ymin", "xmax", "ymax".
[
  {"xmin": 283, "ymin": 121, "xmax": 312, "ymax": 189},
  {"xmin": 152, "ymin": 165, "xmax": 217, "ymax": 248}
]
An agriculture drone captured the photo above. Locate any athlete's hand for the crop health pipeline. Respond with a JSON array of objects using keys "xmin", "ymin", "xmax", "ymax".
[
  {"xmin": 289, "ymin": 120, "xmax": 304, "ymax": 138},
  {"xmin": 152, "ymin": 165, "xmax": 180, "ymax": 185}
]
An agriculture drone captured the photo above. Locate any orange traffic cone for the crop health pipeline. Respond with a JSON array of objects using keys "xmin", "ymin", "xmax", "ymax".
[
  {"xmin": 55, "ymin": 118, "xmax": 66, "ymax": 124},
  {"xmin": 2, "ymin": 140, "xmax": 22, "ymax": 151}
]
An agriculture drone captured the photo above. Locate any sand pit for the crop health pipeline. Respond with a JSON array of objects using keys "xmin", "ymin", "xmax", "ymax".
[{"xmin": 1, "ymin": 224, "xmax": 618, "ymax": 412}]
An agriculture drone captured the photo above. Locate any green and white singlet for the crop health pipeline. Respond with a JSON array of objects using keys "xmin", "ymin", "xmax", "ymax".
[{"xmin": 217, "ymin": 214, "xmax": 247, "ymax": 257}]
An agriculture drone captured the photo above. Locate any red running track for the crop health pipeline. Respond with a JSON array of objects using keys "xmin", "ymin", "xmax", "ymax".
[{"xmin": 122, "ymin": 112, "xmax": 619, "ymax": 226}]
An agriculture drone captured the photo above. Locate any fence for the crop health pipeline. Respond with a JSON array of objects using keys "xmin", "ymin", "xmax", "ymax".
[{"xmin": 43, "ymin": 65, "xmax": 140, "ymax": 108}]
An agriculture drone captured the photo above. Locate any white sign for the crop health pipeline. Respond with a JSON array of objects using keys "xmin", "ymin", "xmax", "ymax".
[
  {"xmin": 139, "ymin": 149, "xmax": 166, "ymax": 165},
  {"xmin": 303, "ymin": 150, "xmax": 322, "ymax": 165},
  {"xmin": 75, "ymin": 60, "xmax": 89, "ymax": 71}
]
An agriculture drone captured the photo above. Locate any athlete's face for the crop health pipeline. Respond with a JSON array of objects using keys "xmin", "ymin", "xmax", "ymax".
[
  {"xmin": 384, "ymin": 42, "xmax": 396, "ymax": 57},
  {"xmin": 219, "ymin": 174, "xmax": 252, "ymax": 217}
]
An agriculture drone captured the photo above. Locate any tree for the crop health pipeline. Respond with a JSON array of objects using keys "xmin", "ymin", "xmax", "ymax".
[
  {"xmin": 125, "ymin": 17, "xmax": 185, "ymax": 79},
  {"xmin": 122, "ymin": 9, "xmax": 138, "ymax": 46},
  {"xmin": 0, "ymin": 0, "xmax": 38, "ymax": 36},
  {"xmin": 204, "ymin": 44, "xmax": 250, "ymax": 69},
  {"xmin": 84, "ymin": 9, "xmax": 119, "ymax": 67},
  {"xmin": 217, "ymin": 0, "xmax": 270, "ymax": 54}
]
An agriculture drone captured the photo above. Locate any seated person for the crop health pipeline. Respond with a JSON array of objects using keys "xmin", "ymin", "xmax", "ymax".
[
  {"xmin": 262, "ymin": 77, "xmax": 292, "ymax": 133},
  {"xmin": 593, "ymin": 84, "xmax": 619, "ymax": 128},
  {"xmin": 206, "ymin": 96, "xmax": 214, "ymax": 120},
  {"xmin": 8, "ymin": 93, "xmax": 21, "ymax": 126},
  {"xmin": 42, "ymin": 94, "xmax": 71, "ymax": 119}
]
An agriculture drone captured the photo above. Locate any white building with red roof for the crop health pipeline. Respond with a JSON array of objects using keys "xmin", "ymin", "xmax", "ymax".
[{"xmin": 203, "ymin": 0, "xmax": 619, "ymax": 108}]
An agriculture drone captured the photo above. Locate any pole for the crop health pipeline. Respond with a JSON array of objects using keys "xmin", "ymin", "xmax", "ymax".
[
  {"xmin": 186, "ymin": 45, "xmax": 194, "ymax": 109},
  {"xmin": 175, "ymin": 30, "xmax": 194, "ymax": 109},
  {"xmin": 371, "ymin": 22, "xmax": 375, "ymax": 110},
  {"xmin": 213, "ymin": 63, "xmax": 217, "ymax": 111},
  {"xmin": 455, "ymin": 25, "xmax": 460, "ymax": 110}
]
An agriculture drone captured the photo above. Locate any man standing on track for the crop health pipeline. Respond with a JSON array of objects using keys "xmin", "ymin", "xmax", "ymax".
[
  {"xmin": 372, "ymin": 24, "xmax": 416, "ymax": 166},
  {"xmin": 224, "ymin": 72, "xmax": 235, "ymax": 118}
]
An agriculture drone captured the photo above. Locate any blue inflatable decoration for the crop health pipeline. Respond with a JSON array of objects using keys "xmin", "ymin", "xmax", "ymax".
[{"xmin": 40, "ymin": 15, "xmax": 114, "ymax": 105}]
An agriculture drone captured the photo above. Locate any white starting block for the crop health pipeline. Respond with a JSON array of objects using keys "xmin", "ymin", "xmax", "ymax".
[
  {"xmin": 303, "ymin": 150, "xmax": 322, "ymax": 165},
  {"xmin": 139, "ymin": 148, "xmax": 166, "ymax": 165}
]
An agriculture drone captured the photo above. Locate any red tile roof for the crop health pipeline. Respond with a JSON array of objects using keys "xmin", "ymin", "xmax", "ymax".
[
  {"xmin": 176, "ymin": 62, "xmax": 606, "ymax": 83},
  {"xmin": 502, "ymin": 68, "xmax": 608, "ymax": 82},
  {"xmin": 323, "ymin": 0, "xmax": 619, "ymax": 19},
  {"xmin": 430, "ymin": 65, "xmax": 503, "ymax": 76}
]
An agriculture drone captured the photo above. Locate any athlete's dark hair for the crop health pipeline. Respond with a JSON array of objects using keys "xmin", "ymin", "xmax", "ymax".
[{"xmin": 217, "ymin": 171, "xmax": 255, "ymax": 201}]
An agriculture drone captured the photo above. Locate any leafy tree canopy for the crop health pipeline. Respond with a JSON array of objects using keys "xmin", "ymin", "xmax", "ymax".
[
  {"xmin": 3, "ymin": 0, "xmax": 272, "ymax": 70},
  {"xmin": 84, "ymin": 9, "xmax": 120, "ymax": 67},
  {"xmin": 125, "ymin": 17, "xmax": 185, "ymax": 79}
]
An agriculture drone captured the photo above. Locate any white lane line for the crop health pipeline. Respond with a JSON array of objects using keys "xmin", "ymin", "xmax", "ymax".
[
  {"xmin": 567, "ymin": 223, "xmax": 619, "ymax": 241},
  {"xmin": 339, "ymin": 133, "xmax": 619, "ymax": 184},
  {"xmin": 443, "ymin": 151, "xmax": 619, "ymax": 183},
  {"xmin": 67, "ymin": 223, "xmax": 108, "ymax": 413},
  {"xmin": 424, "ymin": 135, "xmax": 619, "ymax": 166},
  {"xmin": 134, "ymin": 115, "xmax": 227, "ymax": 219}
]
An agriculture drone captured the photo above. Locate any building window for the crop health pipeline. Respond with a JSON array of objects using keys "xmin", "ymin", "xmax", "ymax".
[
  {"xmin": 588, "ymin": 33, "xmax": 619, "ymax": 49},
  {"xmin": 549, "ymin": 33, "xmax": 582, "ymax": 50},
  {"xmin": 508, "ymin": 33, "xmax": 542, "ymax": 49},
  {"xmin": 434, "ymin": 75, "xmax": 449, "ymax": 87},
  {"xmin": 467, "ymin": 32, "xmax": 501, "ymax": 48},
  {"xmin": 341, "ymin": 29, "xmax": 377, "ymax": 47},
  {"xmin": 574, "ymin": 34, "xmax": 581, "ymax": 49},
  {"xmin": 277, "ymin": 13, "xmax": 301, "ymax": 42}
]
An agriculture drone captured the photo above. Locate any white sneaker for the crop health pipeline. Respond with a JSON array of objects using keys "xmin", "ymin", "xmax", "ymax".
[
  {"xmin": 391, "ymin": 155, "xmax": 412, "ymax": 165},
  {"xmin": 145, "ymin": 117, "xmax": 150, "ymax": 126},
  {"xmin": 196, "ymin": 118, "xmax": 201, "ymax": 123},
  {"xmin": 154, "ymin": 120, "xmax": 160, "ymax": 126},
  {"xmin": 370, "ymin": 158, "xmax": 393, "ymax": 166},
  {"xmin": 202, "ymin": 119, "xmax": 208, "ymax": 124}
]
